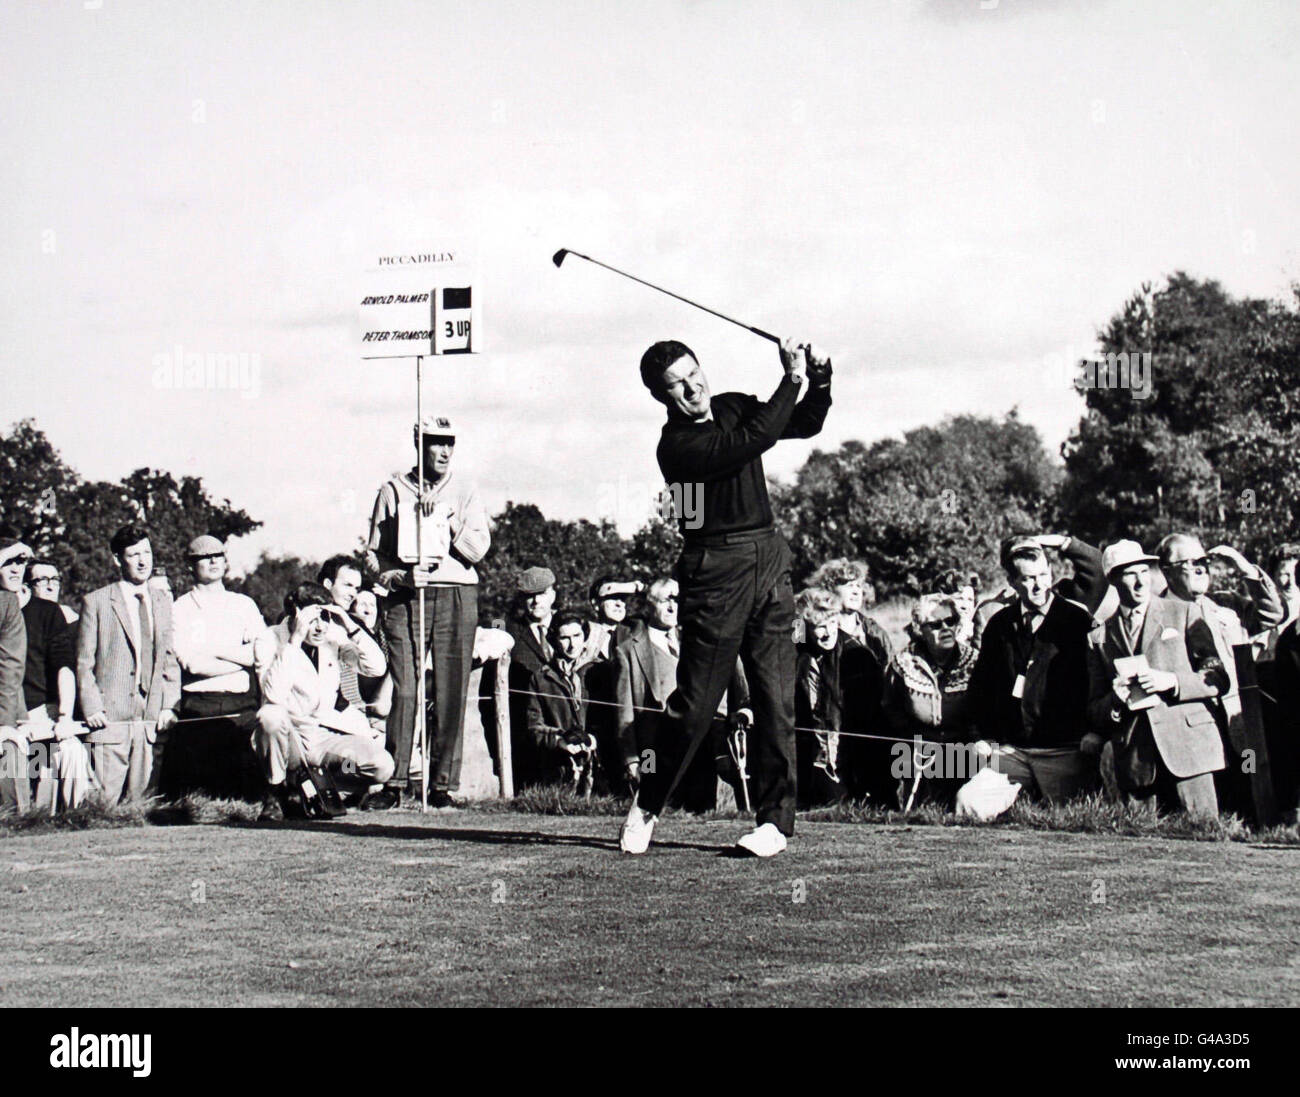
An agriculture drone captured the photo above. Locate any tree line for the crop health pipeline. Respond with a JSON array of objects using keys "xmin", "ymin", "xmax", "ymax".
[{"xmin": 4, "ymin": 272, "xmax": 1298, "ymax": 621}]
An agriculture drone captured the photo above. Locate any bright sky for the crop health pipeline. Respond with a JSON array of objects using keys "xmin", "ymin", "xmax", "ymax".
[{"xmin": 3, "ymin": 0, "xmax": 1298, "ymax": 572}]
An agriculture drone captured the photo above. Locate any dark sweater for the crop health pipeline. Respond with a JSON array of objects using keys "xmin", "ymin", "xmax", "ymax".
[
  {"xmin": 657, "ymin": 375, "xmax": 831, "ymax": 537},
  {"xmin": 969, "ymin": 595, "xmax": 1094, "ymax": 748},
  {"xmin": 21, "ymin": 597, "xmax": 74, "ymax": 712}
]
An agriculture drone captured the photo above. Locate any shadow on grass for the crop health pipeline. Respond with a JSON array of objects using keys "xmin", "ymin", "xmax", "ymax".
[
  {"xmin": 230, "ymin": 817, "xmax": 724, "ymax": 854},
  {"xmin": 4, "ymin": 785, "xmax": 1299, "ymax": 848}
]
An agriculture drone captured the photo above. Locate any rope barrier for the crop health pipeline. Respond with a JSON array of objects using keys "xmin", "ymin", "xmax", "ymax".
[{"xmin": 499, "ymin": 684, "xmax": 951, "ymax": 748}]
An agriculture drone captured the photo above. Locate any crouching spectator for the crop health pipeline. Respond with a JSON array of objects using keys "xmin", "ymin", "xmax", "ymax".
[
  {"xmin": 253, "ymin": 583, "xmax": 393, "ymax": 820},
  {"xmin": 0, "ymin": 538, "xmax": 93, "ymax": 811},
  {"xmin": 882, "ymin": 594, "xmax": 980, "ymax": 809},
  {"xmin": 794, "ymin": 588, "xmax": 873, "ymax": 808}
]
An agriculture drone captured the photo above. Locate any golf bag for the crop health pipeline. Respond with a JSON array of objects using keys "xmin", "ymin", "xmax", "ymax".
[
  {"xmin": 287, "ymin": 724, "xmax": 347, "ymax": 818},
  {"xmin": 288, "ymin": 758, "xmax": 347, "ymax": 818}
]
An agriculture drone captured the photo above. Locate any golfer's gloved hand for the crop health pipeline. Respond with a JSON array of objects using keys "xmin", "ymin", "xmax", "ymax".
[{"xmin": 805, "ymin": 343, "xmax": 832, "ymax": 386}]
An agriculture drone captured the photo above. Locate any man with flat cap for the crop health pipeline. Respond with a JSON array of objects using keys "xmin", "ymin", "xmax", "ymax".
[
  {"xmin": 1086, "ymin": 539, "xmax": 1228, "ymax": 818},
  {"xmin": 621, "ymin": 336, "xmax": 832, "ymax": 857},
  {"xmin": 367, "ymin": 415, "xmax": 490, "ymax": 809},
  {"xmin": 170, "ymin": 534, "xmax": 269, "ymax": 796}
]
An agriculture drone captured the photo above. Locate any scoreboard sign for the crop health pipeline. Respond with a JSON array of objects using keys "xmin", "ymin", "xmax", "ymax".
[
  {"xmin": 434, "ymin": 285, "xmax": 473, "ymax": 354},
  {"xmin": 359, "ymin": 250, "xmax": 477, "ymax": 358}
]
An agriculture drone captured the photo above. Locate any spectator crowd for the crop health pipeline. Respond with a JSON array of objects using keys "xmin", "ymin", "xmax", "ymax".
[{"xmin": 3, "ymin": 435, "xmax": 1300, "ymax": 827}]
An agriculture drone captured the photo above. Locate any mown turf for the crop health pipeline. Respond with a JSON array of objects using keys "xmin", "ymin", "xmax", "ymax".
[{"xmin": 2, "ymin": 809, "xmax": 1298, "ymax": 1007}]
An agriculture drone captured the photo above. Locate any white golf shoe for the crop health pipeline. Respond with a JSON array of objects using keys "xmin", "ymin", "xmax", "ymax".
[
  {"xmin": 619, "ymin": 804, "xmax": 657, "ymax": 855},
  {"xmin": 735, "ymin": 822, "xmax": 787, "ymax": 858}
]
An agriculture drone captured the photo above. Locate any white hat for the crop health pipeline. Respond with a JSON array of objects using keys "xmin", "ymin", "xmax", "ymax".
[
  {"xmin": 415, "ymin": 415, "xmax": 456, "ymax": 440},
  {"xmin": 1102, "ymin": 539, "xmax": 1159, "ymax": 576}
]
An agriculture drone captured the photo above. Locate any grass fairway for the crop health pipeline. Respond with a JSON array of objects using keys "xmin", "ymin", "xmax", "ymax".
[{"xmin": 2, "ymin": 810, "xmax": 1298, "ymax": 1007}]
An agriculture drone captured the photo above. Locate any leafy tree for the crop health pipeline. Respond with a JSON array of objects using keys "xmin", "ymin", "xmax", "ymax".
[
  {"xmin": 0, "ymin": 420, "xmax": 261, "ymax": 602},
  {"xmin": 623, "ymin": 509, "xmax": 683, "ymax": 586},
  {"xmin": 229, "ymin": 552, "xmax": 321, "ymax": 622},
  {"xmin": 0, "ymin": 418, "xmax": 79, "ymax": 551},
  {"xmin": 772, "ymin": 412, "xmax": 1060, "ymax": 597},
  {"xmin": 475, "ymin": 502, "xmax": 629, "ymax": 624},
  {"xmin": 1058, "ymin": 273, "xmax": 1300, "ymax": 557}
]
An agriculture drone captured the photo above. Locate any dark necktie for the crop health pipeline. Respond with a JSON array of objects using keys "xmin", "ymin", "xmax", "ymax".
[{"xmin": 136, "ymin": 590, "xmax": 153, "ymax": 696}]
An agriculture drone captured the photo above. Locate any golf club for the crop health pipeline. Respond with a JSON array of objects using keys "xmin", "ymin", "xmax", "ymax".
[{"xmin": 552, "ymin": 248, "xmax": 781, "ymax": 345}]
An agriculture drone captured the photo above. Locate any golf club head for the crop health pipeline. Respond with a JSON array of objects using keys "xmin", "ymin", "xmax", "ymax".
[{"xmin": 552, "ymin": 248, "xmax": 569, "ymax": 268}]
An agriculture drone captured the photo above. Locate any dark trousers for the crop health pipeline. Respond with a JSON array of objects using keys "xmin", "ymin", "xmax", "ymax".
[
  {"xmin": 383, "ymin": 584, "xmax": 477, "ymax": 792},
  {"xmin": 638, "ymin": 528, "xmax": 798, "ymax": 835},
  {"xmin": 166, "ymin": 686, "xmax": 262, "ymax": 799}
]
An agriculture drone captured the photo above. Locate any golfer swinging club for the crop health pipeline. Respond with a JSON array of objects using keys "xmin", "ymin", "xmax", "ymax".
[{"xmin": 620, "ymin": 336, "xmax": 832, "ymax": 857}]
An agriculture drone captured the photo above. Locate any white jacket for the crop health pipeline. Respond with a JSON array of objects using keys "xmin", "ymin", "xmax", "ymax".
[{"xmin": 254, "ymin": 620, "xmax": 385, "ymax": 732}]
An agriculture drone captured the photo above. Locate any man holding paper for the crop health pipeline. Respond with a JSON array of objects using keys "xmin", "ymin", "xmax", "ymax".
[{"xmin": 1086, "ymin": 540, "xmax": 1229, "ymax": 818}]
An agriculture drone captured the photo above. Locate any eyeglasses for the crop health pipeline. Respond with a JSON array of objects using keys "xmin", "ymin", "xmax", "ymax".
[
  {"xmin": 1174, "ymin": 557, "xmax": 1210, "ymax": 572},
  {"xmin": 923, "ymin": 615, "xmax": 961, "ymax": 630},
  {"xmin": 30, "ymin": 574, "xmax": 60, "ymax": 585},
  {"xmin": 191, "ymin": 553, "xmax": 226, "ymax": 562},
  {"xmin": 4, "ymin": 555, "xmax": 31, "ymax": 567}
]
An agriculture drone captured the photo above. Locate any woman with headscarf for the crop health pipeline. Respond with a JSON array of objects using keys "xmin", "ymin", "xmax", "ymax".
[{"xmin": 881, "ymin": 593, "xmax": 980, "ymax": 808}]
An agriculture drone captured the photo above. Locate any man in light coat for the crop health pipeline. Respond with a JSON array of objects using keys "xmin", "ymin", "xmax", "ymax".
[
  {"xmin": 1156, "ymin": 534, "xmax": 1282, "ymax": 813},
  {"xmin": 1087, "ymin": 540, "xmax": 1229, "ymax": 818},
  {"xmin": 253, "ymin": 582, "xmax": 393, "ymax": 819}
]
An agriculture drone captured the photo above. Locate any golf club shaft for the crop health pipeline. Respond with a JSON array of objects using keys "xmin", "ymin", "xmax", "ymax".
[{"xmin": 559, "ymin": 250, "xmax": 781, "ymax": 344}]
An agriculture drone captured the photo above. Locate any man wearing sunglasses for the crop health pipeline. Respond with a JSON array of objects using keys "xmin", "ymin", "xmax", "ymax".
[{"xmin": 1156, "ymin": 534, "xmax": 1283, "ymax": 815}]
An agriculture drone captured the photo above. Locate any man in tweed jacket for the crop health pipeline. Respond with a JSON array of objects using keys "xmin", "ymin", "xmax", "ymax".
[{"xmin": 76, "ymin": 524, "xmax": 180, "ymax": 802}]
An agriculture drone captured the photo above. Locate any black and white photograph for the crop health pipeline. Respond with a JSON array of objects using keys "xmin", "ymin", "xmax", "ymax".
[{"xmin": 1, "ymin": 0, "xmax": 1296, "ymax": 1063}]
